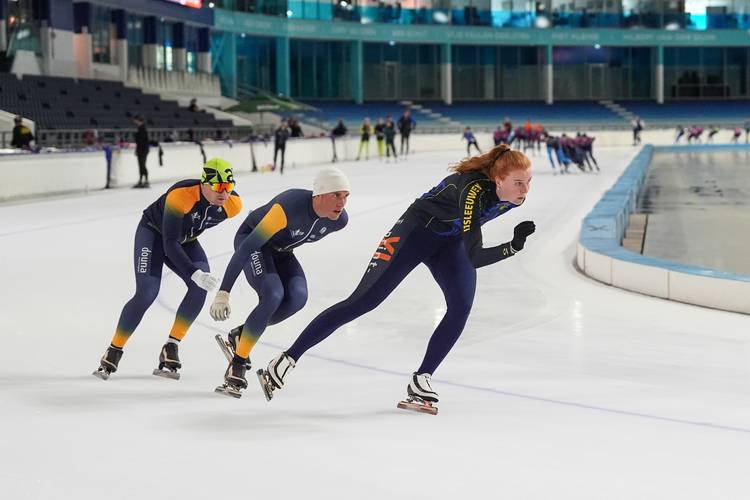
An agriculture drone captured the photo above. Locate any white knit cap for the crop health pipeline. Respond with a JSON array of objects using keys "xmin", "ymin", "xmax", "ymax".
[{"xmin": 312, "ymin": 167, "xmax": 351, "ymax": 196}]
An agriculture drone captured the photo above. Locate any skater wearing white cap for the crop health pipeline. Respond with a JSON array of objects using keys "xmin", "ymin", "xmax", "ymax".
[{"xmin": 209, "ymin": 168, "xmax": 351, "ymax": 398}]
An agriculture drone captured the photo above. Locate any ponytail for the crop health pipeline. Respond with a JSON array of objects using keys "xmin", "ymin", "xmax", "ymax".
[{"xmin": 450, "ymin": 144, "xmax": 531, "ymax": 180}]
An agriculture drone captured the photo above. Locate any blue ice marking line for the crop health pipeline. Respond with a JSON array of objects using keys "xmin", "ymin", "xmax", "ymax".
[
  {"xmin": 157, "ymin": 262, "xmax": 750, "ymax": 435},
  {"xmin": 158, "ymin": 294, "xmax": 750, "ymax": 436}
]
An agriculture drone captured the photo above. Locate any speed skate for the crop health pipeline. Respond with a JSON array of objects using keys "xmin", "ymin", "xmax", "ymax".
[
  {"xmin": 397, "ymin": 396, "xmax": 438, "ymax": 415},
  {"xmin": 152, "ymin": 368, "xmax": 180, "ymax": 380},
  {"xmin": 214, "ymin": 383, "xmax": 242, "ymax": 399},
  {"xmin": 256, "ymin": 369, "xmax": 275, "ymax": 401},
  {"xmin": 214, "ymin": 334, "xmax": 233, "ymax": 362}
]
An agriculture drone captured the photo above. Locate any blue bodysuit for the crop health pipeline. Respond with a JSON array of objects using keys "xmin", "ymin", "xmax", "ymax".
[
  {"xmin": 112, "ymin": 180, "xmax": 242, "ymax": 349},
  {"xmin": 218, "ymin": 189, "xmax": 348, "ymax": 358},
  {"xmin": 285, "ymin": 171, "xmax": 520, "ymax": 375}
]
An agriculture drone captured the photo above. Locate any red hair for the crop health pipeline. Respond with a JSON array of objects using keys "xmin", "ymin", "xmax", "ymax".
[{"xmin": 450, "ymin": 144, "xmax": 531, "ymax": 180}]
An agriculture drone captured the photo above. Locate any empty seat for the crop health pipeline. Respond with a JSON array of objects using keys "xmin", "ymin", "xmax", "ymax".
[{"xmin": 1, "ymin": 72, "xmax": 233, "ymax": 132}]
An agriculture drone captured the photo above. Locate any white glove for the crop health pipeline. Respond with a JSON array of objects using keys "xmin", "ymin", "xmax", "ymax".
[
  {"xmin": 210, "ymin": 290, "xmax": 231, "ymax": 321},
  {"xmin": 191, "ymin": 270, "xmax": 218, "ymax": 292}
]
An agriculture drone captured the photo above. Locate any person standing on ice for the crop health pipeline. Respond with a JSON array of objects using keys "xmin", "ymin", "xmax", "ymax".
[
  {"xmin": 93, "ymin": 158, "xmax": 242, "ymax": 380},
  {"xmin": 355, "ymin": 118, "xmax": 372, "ymax": 161},
  {"xmin": 462, "ymin": 126, "xmax": 482, "ymax": 156},
  {"xmin": 209, "ymin": 168, "xmax": 350, "ymax": 398},
  {"xmin": 256, "ymin": 144, "xmax": 536, "ymax": 414}
]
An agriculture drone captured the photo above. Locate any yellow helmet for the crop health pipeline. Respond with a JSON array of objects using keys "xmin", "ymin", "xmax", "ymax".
[{"xmin": 201, "ymin": 158, "xmax": 234, "ymax": 184}]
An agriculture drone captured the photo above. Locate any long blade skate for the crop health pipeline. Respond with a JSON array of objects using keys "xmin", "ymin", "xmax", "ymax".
[
  {"xmin": 214, "ymin": 334, "xmax": 234, "ymax": 362},
  {"xmin": 397, "ymin": 396, "xmax": 438, "ymax": 416},
  {"xmin": 256, "ymin": 369, "xmax": 275, "ymax": 402},
  {"xmin": 214, "ymin": 383, "xmax": 242, "ymax": 399},
  {"xmin": 152, "ymin": 367, "xmax": 180, "ymax": 380},
  {"xmin": 92, "ymin": 368, "xmax": 110, "ymax": 380}
]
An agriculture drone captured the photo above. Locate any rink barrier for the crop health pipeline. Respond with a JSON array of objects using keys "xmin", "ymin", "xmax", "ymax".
[
  {"xmin": 577, "ymin": 144, "xmax": 750, "ymax": 315},
  {"xmin": 0, "ymin": 136, "xmax": 370, "ymax": 201},
  {"xmin": 0, "ymin": 133, "xmax": 476, "ymax": 201},
  {"xmin": 3, "ymin": 129, "xmax": 747, "ymax": 201}
]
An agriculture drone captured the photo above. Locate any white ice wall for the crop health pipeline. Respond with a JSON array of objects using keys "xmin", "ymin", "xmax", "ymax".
[
  {"xmin": 576, "ymin": 144, "xmax": 750, "ymax": 316},
  {"xmin": 0, "ymin": 133, "xmax": 488, "ymax": 201},
  {"xmin": 579, "ymin": 244, "xmax": 750, "ymax": 315}
]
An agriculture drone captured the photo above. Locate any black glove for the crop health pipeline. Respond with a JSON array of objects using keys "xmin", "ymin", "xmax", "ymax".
[{"xmin": 511, "ymin": 221, "xmax": 536, "ymax": 251}]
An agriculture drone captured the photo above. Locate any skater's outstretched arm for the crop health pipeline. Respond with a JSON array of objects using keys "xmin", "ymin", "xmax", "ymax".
[{"xmin": 457, "ymin": 182, "xmax": 534, "ymax": 268}]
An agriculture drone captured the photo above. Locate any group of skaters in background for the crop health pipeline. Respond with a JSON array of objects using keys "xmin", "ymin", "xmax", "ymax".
[
  {"xmin": 275, "ymin": 107, "xmax": 749, "ymax": 175},
  {"xmin": 675, "ymin": 120, "xmax": 750, "ymax": 144},
  {"xmin": 464, "ymin": 118, "xmax": 599, "ymax": 175}
]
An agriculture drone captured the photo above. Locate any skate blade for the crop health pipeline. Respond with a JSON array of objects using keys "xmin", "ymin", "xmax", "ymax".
[
  {"xmin": 92, "ymin": 369, "xmax": 110, "ymax": 381},
  {"xmin": 397, "ymin": 400, "xmax": 438, "ymax": 416},
  {"xmin": 256, "ymin": 369, "xmax": 274, "ymax": 402},
  {"xmin": 214, "ymin": 334, "xmax": 233, "ymax": 362},
  {"xmin": 214, "ymin": 385, "xmax": 242, "ymax": 399},
  {"xmin": 152, "ymin": 368, "xmax": 180, "ymax": 380}
]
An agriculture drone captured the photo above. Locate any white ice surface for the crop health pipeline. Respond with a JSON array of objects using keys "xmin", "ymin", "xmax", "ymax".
[{"xmin": 2, "ymin": 148, "xmax": 750, "ymax": 500}]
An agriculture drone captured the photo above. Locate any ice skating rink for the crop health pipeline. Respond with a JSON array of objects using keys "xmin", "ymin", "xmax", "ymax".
[{"xmin": 3, "ymin": 148, "xmax": 750, "ymax": 500}]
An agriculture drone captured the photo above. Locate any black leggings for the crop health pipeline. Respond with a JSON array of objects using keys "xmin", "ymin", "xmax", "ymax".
[
  {"xmin": 286, "ymin": 213, "xmax": 476, "ymax": 375},
  {"xmin": 386, "ymin": 138, "xmax": 397, "ymax": 157},
  {"xmin": 274, "ymin": 144, "xmax": 286, "ymax": 173},
  {"xmin": 137, "ymin": 152, "xmax": 149, "ymax": 182},
  {"xmin": 400, "ymin": 133, "xmax": 411, "ymax": 155}
]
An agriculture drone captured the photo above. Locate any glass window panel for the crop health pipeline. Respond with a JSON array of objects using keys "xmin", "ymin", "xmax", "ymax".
[
  {"xmin": 364, "ymin": 43, "xmax": 382, "ymax": 64},
  {"xmin": 291, "ymin": 40, "xmax": 352, "ymax": 100},
  {"xmin": 419, "ymin": 44, "xmax": 436, "ymax": 64},
  {"xmin": 401, "ymin": 44, "xmax": 418, "ymax": 64},
  {"xmin": 631, "ymin": 48, "xmax": 652, "ymax": 99},
  {"xmin": 237, "ymin": 36, "xmax": 276, "ymax": 93},
  {"xmin": 91, "ymin": 6, "xmax": 111, "ymax": 64}
]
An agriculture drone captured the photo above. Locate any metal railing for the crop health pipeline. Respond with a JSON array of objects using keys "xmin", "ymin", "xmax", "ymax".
[
  {"xmin": 3, "ymin": 122, "xmax": 746, "ymax": 151},
  {"xmin": 34, "ymin": 126, "xmax": 255, "ymax": 149}
]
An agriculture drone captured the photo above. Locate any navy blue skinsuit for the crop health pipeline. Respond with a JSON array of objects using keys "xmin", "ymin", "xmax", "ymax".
[
  {"xmin": 219, "ymin": 189, "xmax": 348, "ymax": 355},
  {"xmin": 286, "ymin": 171, "xmax": 520, "ymax": 375},
  {"xmin": 112, "ymin": 180, "xmax": 242, "ymax": 348}
]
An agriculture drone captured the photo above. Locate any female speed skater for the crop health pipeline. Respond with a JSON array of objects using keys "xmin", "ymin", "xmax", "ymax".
[
  {"xmin": 209, "ymin": 168, "xmax": 351, "ymax": 397},
  {"xmin": 93, "ymin": 158, "xmax": 242, "ymax": 380},
  {"xmin": 463, "ymin": 126, "xmax": 482, "ymax": 156},
  {"xmin": 255, "ymin": 144, "xmax": 536, "ymax": 415}
]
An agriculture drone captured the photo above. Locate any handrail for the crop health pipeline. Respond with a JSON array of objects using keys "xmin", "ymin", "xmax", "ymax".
[{"xmin": 32, "ymin": 126, "xmax": 254, "ymax": 148}]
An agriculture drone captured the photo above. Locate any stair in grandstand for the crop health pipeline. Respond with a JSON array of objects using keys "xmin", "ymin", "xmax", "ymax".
[
  {"xmin": 290, "ymin": 101, "xmax": 443, "ymax": 134},
  {"xmin": 600, "ymin": 100, "xmax": 635, "ymax": 123},
  {"xmin": 612, "ymin": 100, "xmax": 750, "ymax": 127},
  {"xmin": 425, "ymin": 101, "xmax": 624, "ymax": 131},
  {"xmin": 400, "ymin": 100, "xmax": 463, "ymax": 132}
]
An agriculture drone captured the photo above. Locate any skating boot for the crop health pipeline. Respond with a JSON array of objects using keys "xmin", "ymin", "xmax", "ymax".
[
  {"xmin": 92, "ymin": 346, "xmax": 123, "ymax": 380},
  {"xmin": 213, "ymin": 325, "xmax": 251, "ymax": 368},
  {"xmin": 256, "ymin": 352, "xmax": 296, "ymax": 402},
  {"xmin": 152, "ymin": 342, "xmax": 181, "ymax": 380},
  {"xmin": 397, "ymin": 373, "xmax": 438, "ymax": 415},
  {"xmin": 215, "ymin": 355, "xmax": 249, "ymax": 399}
]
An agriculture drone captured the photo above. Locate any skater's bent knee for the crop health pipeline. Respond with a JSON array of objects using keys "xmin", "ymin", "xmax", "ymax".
[{"xmin": 259, "ymin": 285, "xmax": 285, "ymax": 310}]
